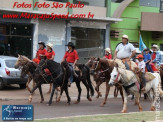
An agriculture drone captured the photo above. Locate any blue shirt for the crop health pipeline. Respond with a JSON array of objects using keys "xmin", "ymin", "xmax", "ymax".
[{"xmin": 143, "ymin": 53, "xmax": 151, "ymax": 62}]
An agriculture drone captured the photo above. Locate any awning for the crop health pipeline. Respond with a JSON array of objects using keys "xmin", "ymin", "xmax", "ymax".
[{"xmin": 141, "ymin": 12, "xmax": 163, "ymax": 32}]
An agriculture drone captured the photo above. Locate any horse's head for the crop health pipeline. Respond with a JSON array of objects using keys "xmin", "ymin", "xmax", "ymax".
[
  {"xmin": 85, "ymin": 57, "xmax": 96, "ymax": 68},
  {"xmin": 15, "ymin": 55, "xmax": 30, "ymax": 69},
  {"xmin": 35, "ymin": 59, "xmax": 47, "ymax": 73},
  {"xmin": 61, "ymin": 59, "xmax": 69, "ymax": 68},
  {"xmin": 109, "ymin": 67, "xmax": 121, "ymax": 86},
  {"xmin": 91, "ymin": 58, "xmax": 102, "ymax": 72}
]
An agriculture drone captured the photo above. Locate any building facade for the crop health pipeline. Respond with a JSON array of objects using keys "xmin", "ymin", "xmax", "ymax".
[
  {"xmin": 110, "ymin": 0, "xmax": 163, "ymax": 52},
  {"xmin": 0, "ymin": 0, "xmax": 121, "ymax": 63}
]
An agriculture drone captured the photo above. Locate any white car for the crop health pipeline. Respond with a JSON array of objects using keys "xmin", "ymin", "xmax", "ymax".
[{"xmin": 0, "ymin": 56, "xmax": 27, "ymax": 89}]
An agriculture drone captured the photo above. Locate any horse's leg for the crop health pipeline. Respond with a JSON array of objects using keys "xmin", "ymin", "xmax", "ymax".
[
  {"xmin": 26, "ymin": 77, "xmax": 32, "ymax": 93},
  {"xmin": 100, "ymin": 81, "xmax": 110, "ymax": 107},
  {"xmin": 114, "ymin": 86, "xmax": 118, "ymax": 98},
  {"xmin": 47, "ymin": 83, "xmax": 57, "ymax": 106},
  {"xmin": 29, "ymin": 82, "xmax": 41, "ymax": 103},
  {"xmin": 38, "ymin": 85, "xmax": 44, "ymax": 103},
  {"xmin": 121, "ymin": 87, "xmax": 128, "ymax": 113},
  {"xmin": 56, "ymin": 86, "xmax": 64, "ymax": 103},
  {"xmin": 47, "ymin": 83, "xmax": 52, "ymax": 94},
  {"xmin": 150, "ymin": 89, "xmax": 156, "ymax": 111},
  {"xmin": 95, "ymin": 81, "xmax": 103, "ymax": 98},
  {"xmin": 74, "ymin": 81, "xmax": 82, "ymax": 104},
  {"xmin": 64, "ymin": 86, "xmax": 71, "ymax": 105},
  {"xmin": 119, "ymin": 86, "xmax": 124, "ymax": 104},
  {"xmin": 135, "ymin": 93, "xmax": 142, "ymax": 112},
  {"xmin": 82, "ymin": 79, "xmax": 92, "ymax": 102}
]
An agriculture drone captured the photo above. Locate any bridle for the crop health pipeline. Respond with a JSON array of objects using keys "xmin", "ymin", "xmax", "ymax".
[{"xmin": 114, "ymin": 71, "xmax": 120, "ymax": 83}]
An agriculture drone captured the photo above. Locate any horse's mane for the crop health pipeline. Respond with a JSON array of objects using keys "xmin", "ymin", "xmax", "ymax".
[
  {"xmin": 22, "ymin": 55, "xmax": 32, "ymax": 62},
  {"xmin": 46, "ymin": 60, "xmax": 61, "ymax": 75}
]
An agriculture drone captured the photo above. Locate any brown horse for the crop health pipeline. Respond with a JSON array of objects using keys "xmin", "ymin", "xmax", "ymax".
[
  {"xmin": 14, "ymin": 55, "xmax": 52, "ymax": 94},
  {"xmin": 89, "ymin": 58, "xmax": 124, "ymax": 107}
]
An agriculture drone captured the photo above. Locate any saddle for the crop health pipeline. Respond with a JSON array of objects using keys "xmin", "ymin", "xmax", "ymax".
[{"xmin": 137, "ymin": 72, "xmax": 155, "ymax": 83}]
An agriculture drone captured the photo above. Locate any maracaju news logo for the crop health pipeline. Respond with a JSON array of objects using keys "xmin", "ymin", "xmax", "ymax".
[{"xmin": 2, "ymin": 105, "xmax": 33, "ymax": 121}]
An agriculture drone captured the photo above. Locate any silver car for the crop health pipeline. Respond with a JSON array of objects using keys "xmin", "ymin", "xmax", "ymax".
[{"xmin": 0, "ymin": 56, "xmax": 27, "ymax": 89}]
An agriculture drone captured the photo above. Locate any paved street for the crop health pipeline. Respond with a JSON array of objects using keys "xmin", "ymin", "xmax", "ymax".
[{"xmin": 0, "ymin": 82, "xmax": 163, "ymax": 120}]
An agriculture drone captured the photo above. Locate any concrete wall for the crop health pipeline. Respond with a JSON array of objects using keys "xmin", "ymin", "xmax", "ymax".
[{"xmin": 37, "ymin": 19, "xmax": 66, "ymax": 62}]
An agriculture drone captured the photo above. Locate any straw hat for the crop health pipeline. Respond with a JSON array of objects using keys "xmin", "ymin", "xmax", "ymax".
[
  {"xmin": 46, "ymin": 43, "xmax": 53, "ymax": 49},
  {"xmin": 105, "ymin": 48, "xmax": 111, "ymax": 53},
  {"xmin": 122, "ymin": 35, "xmax": 129, "ymax": 40},
  {"xmin": 152, "ymin": 44, "xmax": 159, "ymax": 49}
]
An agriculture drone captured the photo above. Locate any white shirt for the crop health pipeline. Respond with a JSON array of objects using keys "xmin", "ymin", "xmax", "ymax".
[
  {"xmin": 138, "ymin": 60, "xmax": 145, "ymax": 73},
  {"xmin": 116, "ymin": 43, "xmax": 135, "ymax": 59}
]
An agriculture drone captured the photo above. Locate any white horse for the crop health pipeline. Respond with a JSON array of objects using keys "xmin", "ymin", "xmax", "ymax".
[{"xmin": 109, "ymin": 67, "xmax": 163, "ymax": 113}]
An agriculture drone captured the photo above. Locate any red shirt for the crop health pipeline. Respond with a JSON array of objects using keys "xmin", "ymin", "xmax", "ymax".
[
  {"xmin": 36, "ymin": 48, "xmax": 46, "ymax": 60},
  {"xmin": 64, "ymin": 50, "xmax": 79, "ymax": 63},
  {"xmin": 45, "ymin": 50, "xmax": 55, "ymax": 60},
  {"xmin": 105, "ymin": 54, "xmax": 112, "ymax": 59},
  {"xmin": 152, "ymin": 53, "xmax": 156, "ymax": 60}
]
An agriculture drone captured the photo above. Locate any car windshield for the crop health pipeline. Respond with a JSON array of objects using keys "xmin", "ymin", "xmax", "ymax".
[{"xmin": 5, "ymin": 59, "xmax": 17, "ymax": 68}]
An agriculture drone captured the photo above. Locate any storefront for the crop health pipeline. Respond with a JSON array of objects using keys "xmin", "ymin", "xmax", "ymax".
[{"xmin": 0, "ymin": 22, "xmax": 33, "ymax": 58}]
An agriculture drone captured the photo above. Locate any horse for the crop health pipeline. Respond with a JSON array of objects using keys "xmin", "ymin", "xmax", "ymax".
[
  {"xmin": 14, "ymin": 55, "xmax": 52, "ymax": 94},
  {"xmin": 27, "ymin": 59, "xmax": 71, "ymax": 105},
  {"xmin": 109, "ymin": 66, "xmax": 163, "ymax": 113},
  {"xmin": 160, "ymin": 66, "xmax": 163, "ymax": 90},
  {"xmin": 86, "ymin": 57, "xmax": 119, "ymax": 99},
  {"xmin": 38, "ymin": 59, "xmax": 94, "ymax": 104},
  {"xmin": 90, "ymin": 58, "xmax": 124, "ymax": 107}
]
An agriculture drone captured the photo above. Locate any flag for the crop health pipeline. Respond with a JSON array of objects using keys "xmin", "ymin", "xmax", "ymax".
[{"xmin": 139, "ymin": 34, "xmax": 147, "ymax": 52}]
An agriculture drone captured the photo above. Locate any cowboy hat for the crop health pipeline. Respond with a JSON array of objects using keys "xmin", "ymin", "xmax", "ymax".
[
  {"xmin": 152, "ymin": 44, "xmax": 159, "ymax": 49},
  {"xmin": 46, "ymin": 42, "xmax": 53, "ymax": 49},
  {"xmin": 65, "ymin": 42, "xmax": 75, "ymax": 48},
  {"xmin": 136, "ymin": 54, "xmax": 143, "ymax": 59},
  {"xmin": 38, "ymin": 41, "xmax": 46, "ymax": 47},
  {"xmin": 105, "ymin": 48, "xmax": 111, "ymax": 53},
  {"xmin": 122, "ymin": 35, "xmax": 129, "ymax": 40}
]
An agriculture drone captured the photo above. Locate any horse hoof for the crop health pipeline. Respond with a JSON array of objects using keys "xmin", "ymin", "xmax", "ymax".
[
  {"xmin": 139, "ymin": 108, "xmax": 143, "ymax": 112},
  {"xmin": 150, "ymin": 106, "xmax": 155, "ymax": 111},
  {"xmin": 96, "ymin": 95, "xmax": 99, "ymax": 99},
  {"xmin": 88, "ymin": 98, "xmax": 92, "ymax": 101},
  {"xmin": 47, "ymin": 103, "xmax": 51, "ymax": 106},
  {"xmin": 121, "ymin": 110, "xmax": 127, "ymax": 113},
  {"xmin": 74, "ymin": 101, "xmax": 80, "ymax": 104},
  {"xmin": 56, "ymin": 99, "xmax": 60, "ymax": 103}
]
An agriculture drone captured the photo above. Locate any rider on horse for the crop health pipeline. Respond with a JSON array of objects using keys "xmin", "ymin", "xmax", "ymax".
[
  {"xmin": 104, "ymin": 48, "xmax": 112, "ymax": 59},
  {"xmin": 33, "ymin": 41, "xmax": 46, "ymax": 64},
  {"xmin": 114, "ymin": 35, "xmax": 137, "ymax": 70},
  {"xmin": 62, "ymin": 42, "xmax": 79, "ymax": 87}
]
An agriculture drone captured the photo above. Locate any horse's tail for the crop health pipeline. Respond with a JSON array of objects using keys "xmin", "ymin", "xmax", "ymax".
[
  {"xmin": 85, "ymin": 65, "xmax": 94, "ymax": 96},
  {"xmin": 156, "ymin": 73, "xmax": 163, "ymax": 96},
  {"xmin": 159, "ymin": 76, "xmax": 163, "ymax": 96}
]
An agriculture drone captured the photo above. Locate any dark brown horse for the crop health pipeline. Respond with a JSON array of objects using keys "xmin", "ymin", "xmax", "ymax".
[
  {"xmin": 37, "ymin": 59, "xmax": 94, "ymax": 104},
  {"xmin": 90, "ymin": 58, "xmax": 124, "ymax": 107}
]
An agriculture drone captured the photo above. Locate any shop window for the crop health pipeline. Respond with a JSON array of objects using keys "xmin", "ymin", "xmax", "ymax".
[
  {"xmin": 111, "ymin": 0, "xmax": 124, "ymax": 3},
  {"xmin": 140, "ymin": 0, "xmax": 160, "ymax": 7},
  {"xmin": 71, "ymin": 27, "xmax": 105, "ymax": 63},
  {"xmin": 160, "ymin": 44, "xmax": 163, "ymax": 51},
  {"xmin": 0, "ymin": 23, "xmax": 33, "ymax": 58},
  {"xmin": 73, "ymin": 0, "xmax": 105, "ymax": 7}
]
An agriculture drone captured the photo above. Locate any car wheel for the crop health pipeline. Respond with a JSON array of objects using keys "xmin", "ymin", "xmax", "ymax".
[
  {"xmin": 0, "ymin": 78, "xmax": 5, "ymax": 90},
  {"xmin": 19, "ymin": 84, "xmax": 26, "ymax": 89}
]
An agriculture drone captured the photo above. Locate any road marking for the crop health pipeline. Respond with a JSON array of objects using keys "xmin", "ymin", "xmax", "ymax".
[{"xmin": 35, "ymin": 111, "xmax": 156, "ymax": 121}]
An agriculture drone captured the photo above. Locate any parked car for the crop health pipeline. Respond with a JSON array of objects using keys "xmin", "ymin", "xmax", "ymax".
[{"xmin": 0, "ymin": 56, "xmax": 27, "ymax": 89}]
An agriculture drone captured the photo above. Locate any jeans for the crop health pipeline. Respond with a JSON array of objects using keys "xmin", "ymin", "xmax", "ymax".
[
  {"xmin": 68, "ymin": 63, "xmax": 74, "ymax": 83},
  {"xmin": 125, "ymin": 61, "xmax": 130, "ymax": 70},
  {"xmin": 142, "ymin": 72, "xmax": 146, "ymax": 87},
  {"xmin": 146, "ymin": 63, "xmax": 154, "ymax": 73}
]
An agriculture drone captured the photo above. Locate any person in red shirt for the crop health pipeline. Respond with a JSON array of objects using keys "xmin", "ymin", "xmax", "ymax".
[
  {"xmin": 33, "ymin": 41, "xmax": 46, "ymax": 64},
  {"xmin": 45, "ymin": 43, "xmax": 55, "ymax": 60},
  {"xmin": 62, "ymin": 42, "xmax": 79, "ymax": 87},
  {"xmin": 104, "ymin": 48, "xmax": 112, "ymax": 59}
]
